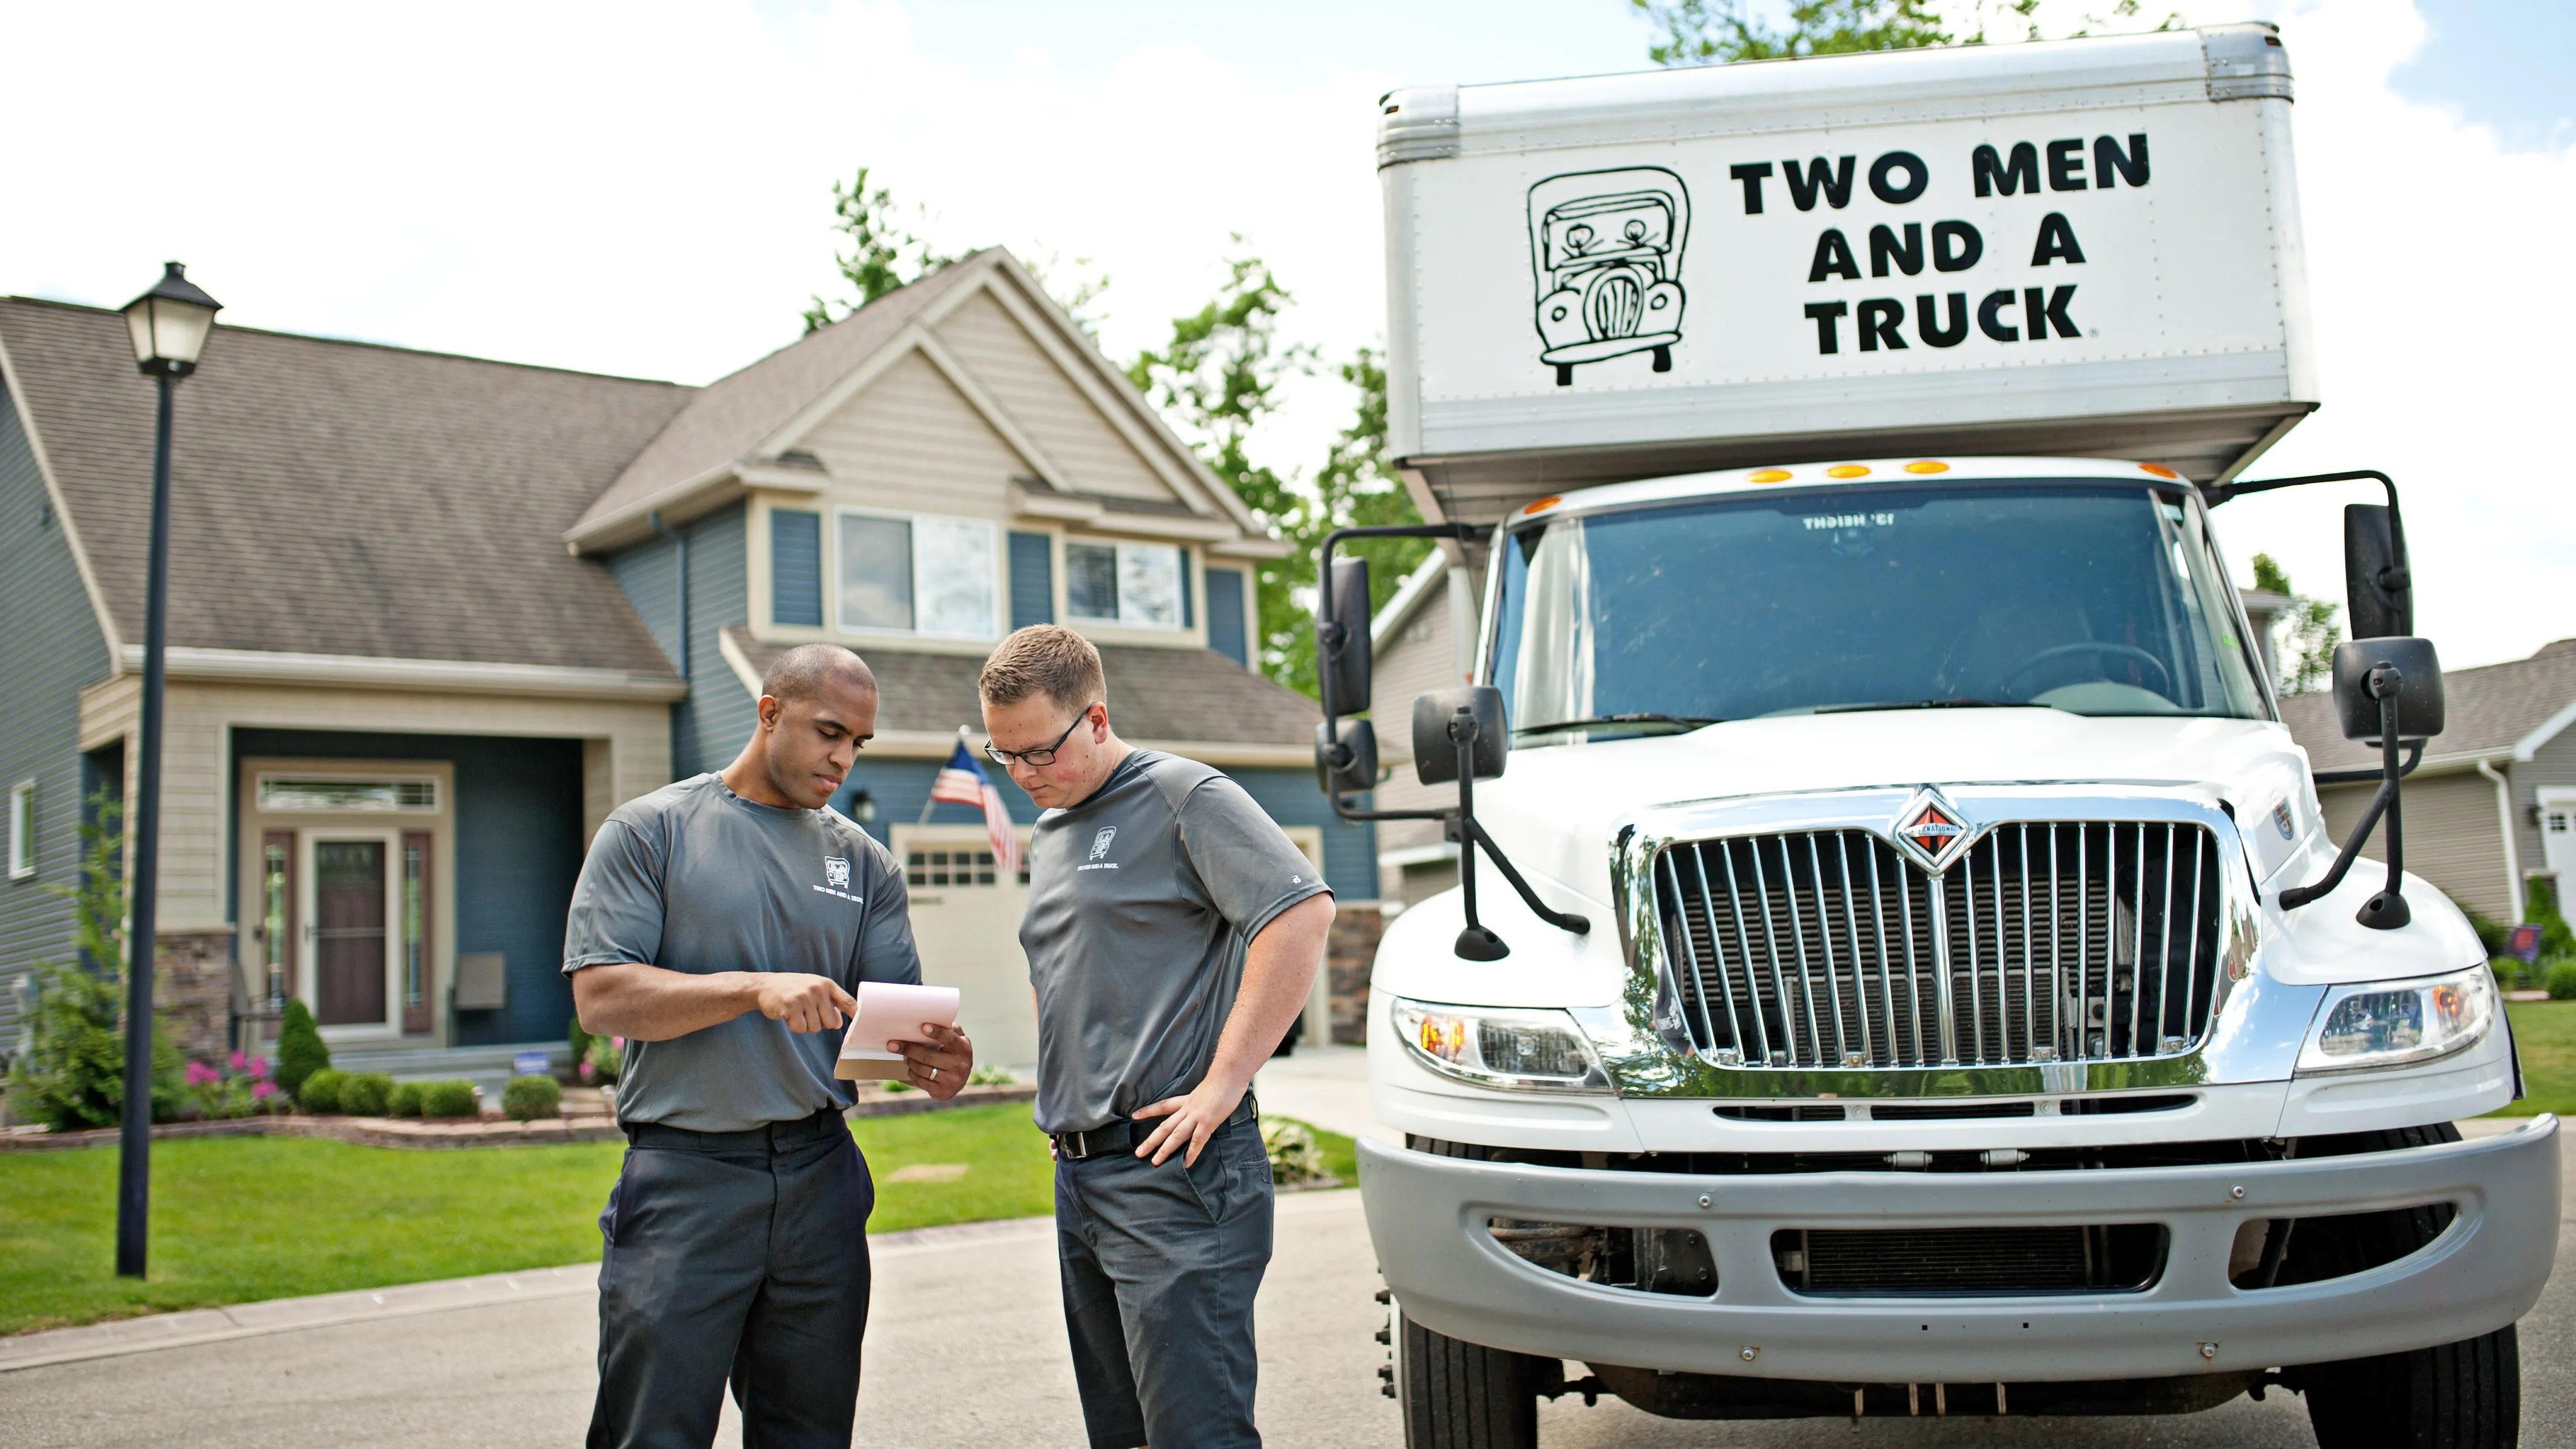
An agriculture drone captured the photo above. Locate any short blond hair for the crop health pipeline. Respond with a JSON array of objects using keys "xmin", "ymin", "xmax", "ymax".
[{"xmin": 979, "ymin": 624, "xmax": 1105, "ymax": 712}]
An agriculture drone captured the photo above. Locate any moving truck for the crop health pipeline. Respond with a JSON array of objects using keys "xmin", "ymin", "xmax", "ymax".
[{"xmin": 1309, "ymin": 24, "xmax": 2559, "ymax": 1447}]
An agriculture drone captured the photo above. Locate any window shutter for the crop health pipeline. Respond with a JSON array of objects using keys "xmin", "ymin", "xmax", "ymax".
[
  {"xmin": 1205, "ymin": 568, "xmax": 1248, "ymax": 666},
  {"xmin": 1009, "ymin": 531, "xmax": 1055, "ymax": 629},
  {"xmin": 772, "ymin": 510, "xmax": 823, "ymax": 627}
]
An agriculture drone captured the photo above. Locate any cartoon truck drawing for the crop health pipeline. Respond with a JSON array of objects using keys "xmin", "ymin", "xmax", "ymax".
[{"xmin": 1528, "ymin": 167, "xmax": 1689, "ymax": 385}]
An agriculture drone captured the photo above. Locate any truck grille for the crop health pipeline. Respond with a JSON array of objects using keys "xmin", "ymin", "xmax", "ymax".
[
  {"xmin": 1774, "ymin": 1225, "xmax": 2166, "ymax": 1296},
  {"xmin": 1653, "ymin": 822, "xmax": 2222, "ymax": 1069}
]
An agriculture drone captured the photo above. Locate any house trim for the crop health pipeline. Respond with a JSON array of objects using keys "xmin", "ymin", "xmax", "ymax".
[
  {"xmin": 114, "ymin": 646, "xmax": 688, "ymax": 701},
  {"xmin": 2514, "ymin": 697, "xmax": 2576, "ymax": 763}
]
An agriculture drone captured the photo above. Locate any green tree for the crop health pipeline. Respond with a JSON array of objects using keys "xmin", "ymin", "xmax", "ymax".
[
  {"xmin": 800, "ymin": 166, "xmax": 955, "ymax": 334},
  {"xmin": 6, "ymin": 796, "xmax": 182, "ymax": 1131},
  {"xmin": 1628, "ymin": 0, "xmax": 2173, "ymax": 65},
  {"xmin": 1279, "ymin": 348, "xmax": 1433, "ymax": 697},
  {"xmin": 2250, "ymin": 552, "xmax": 2342, "ymax": 695},
  {"xmin": 274, "ymin": 998, "xmax": 330, "ymax": 1099}
]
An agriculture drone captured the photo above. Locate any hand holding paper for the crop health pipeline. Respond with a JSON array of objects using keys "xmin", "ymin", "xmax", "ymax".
[{"xmin": 835, "ymin": 983, "xmax": 969, "ymax": 1098}]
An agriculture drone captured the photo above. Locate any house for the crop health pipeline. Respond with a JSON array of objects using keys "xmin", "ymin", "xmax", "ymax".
[
  {"xmin": 0, "ymin": 248, "xmax": 1368, "ymax": 1081},
  {"xmin": 2279, "ymin": 639, "xmax": 2576, "ymax": 926}
]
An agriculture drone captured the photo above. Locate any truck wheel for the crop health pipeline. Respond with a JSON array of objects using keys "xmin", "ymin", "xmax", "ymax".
[
  {"xmin": 1401, "ymin": 1311, "xmax": 1538, "ymax": 1449},
  {"xmin": 2296, "ymin": 1121, "xmax": 2518, "ymax": 1448}
]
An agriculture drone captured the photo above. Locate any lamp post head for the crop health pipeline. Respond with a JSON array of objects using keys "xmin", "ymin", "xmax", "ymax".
[{"xmin": 121, "ymin": 262, "xmax": 222, "ymax": 377}]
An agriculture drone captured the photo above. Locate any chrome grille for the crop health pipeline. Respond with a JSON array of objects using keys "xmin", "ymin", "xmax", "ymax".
[{"xmin": 1654, "ymin": 822, "xmax": 2221, "ymax": 1069}]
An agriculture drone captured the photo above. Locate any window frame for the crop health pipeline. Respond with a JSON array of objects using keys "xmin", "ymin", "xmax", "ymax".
[
  {"xmin": 831, "ymin": 505, "xmax": 1002, "ymax": 641},
  {"xmin": 1064, "ymin": 539, "xmax": 1187, "ymax": 631},
  {"xmin": 7, "ymin": 779, "xmax": 33, "ymax": 880}
]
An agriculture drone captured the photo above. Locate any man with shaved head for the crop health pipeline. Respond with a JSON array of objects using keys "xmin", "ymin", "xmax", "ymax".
[{"xmin": 564, "ymin": 641, "xmax": 974, "ymax": 1449}]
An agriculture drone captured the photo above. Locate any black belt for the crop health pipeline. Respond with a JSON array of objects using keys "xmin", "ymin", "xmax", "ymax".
[
  {"xmin": 1052, "ymin": 1095, "xmax": 1259, "ymax": 1162},
  {"xmin": 625, "ymin": 1107, "xmax": 845, "ymax": 1153}
]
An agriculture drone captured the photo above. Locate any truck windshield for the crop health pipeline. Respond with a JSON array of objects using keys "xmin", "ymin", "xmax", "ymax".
[{"xmin": 1491, "ymin": 482, "xmax": 2268, "ymax": 740}]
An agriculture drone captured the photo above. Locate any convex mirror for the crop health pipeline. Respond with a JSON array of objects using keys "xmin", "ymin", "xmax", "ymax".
[
  {"xmin": 1415, "ymin": 686, "xmax": 1508, "ymax": 785},
  {"xmin": 2331, "ymin": 637, "xmax": 2444, "ymax": 742}
]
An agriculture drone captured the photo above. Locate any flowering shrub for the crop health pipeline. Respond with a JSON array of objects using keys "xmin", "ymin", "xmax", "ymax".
[
  {"xmin": 183, "ymin": 1052, "xmax": 288, "ymax": 1120},
  {"xmin": 583, "ymin": 1035, "xmax": 624, "ymax": 1085}
]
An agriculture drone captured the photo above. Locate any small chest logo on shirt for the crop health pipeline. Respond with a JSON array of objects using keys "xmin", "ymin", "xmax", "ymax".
[
  {"xmin": 813, "ymin": 856, "xmax": 862, "ymax": 904},
  {"xmin": 1079, "ymin": 826, "xmax": 1120, "ymax": 872}
]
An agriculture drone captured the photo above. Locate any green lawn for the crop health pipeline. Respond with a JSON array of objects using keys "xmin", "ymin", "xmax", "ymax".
[
  {"xmin": 2501, "ymin": 999, "xmax": 2576, "ymax": 1118},
  {"xmin": 0, "ymin": 1106, "xmax": 1356, "ymax": 1337}
]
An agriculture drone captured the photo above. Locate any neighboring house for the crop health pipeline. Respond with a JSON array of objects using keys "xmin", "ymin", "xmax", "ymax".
[
  {"xmin": 0, "ymin": 248, "xmax": 1362, "ymax": 1079},
  {"xmin": 2279, "ymin": 638, "xmax": 2576, "ymax": 926}
]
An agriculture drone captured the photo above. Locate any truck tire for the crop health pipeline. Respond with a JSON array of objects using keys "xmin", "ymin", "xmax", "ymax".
[
  {"xmin": 1401, "ymin": 1312, "xmax": 1538, "ymax": 1449},
  {"xmin": 2297, "ymin": 1122, "xmax": 2520, "ymax": 1449}
]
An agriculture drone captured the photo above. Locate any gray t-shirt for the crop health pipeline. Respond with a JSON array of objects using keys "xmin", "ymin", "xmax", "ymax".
[
  {"xmin": 561, "ymin": 774, "xmax": 921, "ymax": 1132},
  {"xmin": 1020, "ymin": 750, "xmax": 1331, "ymax": 1134}
]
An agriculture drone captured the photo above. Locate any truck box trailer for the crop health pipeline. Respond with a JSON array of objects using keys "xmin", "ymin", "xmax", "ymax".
[{"xmin": 1315, "ymin": 24, "xmax": 2558, "ymax": 1448}]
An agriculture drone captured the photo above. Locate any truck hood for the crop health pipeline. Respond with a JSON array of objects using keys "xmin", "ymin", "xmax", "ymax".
[{"xmin": 1481, "ymin": 709, "xmax": 2317, "ymax": 900}]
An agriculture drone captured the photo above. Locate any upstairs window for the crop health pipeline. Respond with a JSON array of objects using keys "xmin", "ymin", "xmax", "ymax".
[
  {"xmin": 837, "ymin": 510, "xmax": 997, "ymax": 639},
  {"xmin": 1066, "ymin": 541, "xmax": 1183, "ymax": 629},
  {"xmin": 8, "ymin": 781, "xmax": 32, "ymax": 879}
]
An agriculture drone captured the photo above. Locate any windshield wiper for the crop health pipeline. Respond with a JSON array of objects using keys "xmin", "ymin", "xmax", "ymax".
[
  {"xmin": 1515, "ymin": 712, "xmax": 1723, "ymax": 738},
  {"xmin": 1814, "ymin": 698, "xmax": 2053, "ymax": 715}
]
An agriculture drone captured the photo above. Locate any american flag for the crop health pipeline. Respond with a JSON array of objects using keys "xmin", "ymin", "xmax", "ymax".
[{"xmin": 930, "ymin": 741, "xmax": 1023, "ymax": 874}]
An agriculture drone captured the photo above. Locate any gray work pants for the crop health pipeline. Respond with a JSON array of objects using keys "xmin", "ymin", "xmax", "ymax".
[
  {"xmin": 1055, "ymin": 1112, "xmax": 1275, "ymax": 1449},
  {"xmin": 588, "ymin": 1109, "xmax": 873, "ymax": 1449}
]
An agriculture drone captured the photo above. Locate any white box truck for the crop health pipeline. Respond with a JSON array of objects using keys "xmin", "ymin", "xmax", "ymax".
[{"xmin": 1309, "ymin": 24, "xmax": 2559, "ymax": 1446}]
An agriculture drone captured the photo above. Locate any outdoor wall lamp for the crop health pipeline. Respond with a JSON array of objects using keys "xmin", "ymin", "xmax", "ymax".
[{"xmin": 111, "ymin": 262, "xmax": 221, "ymax": 1280}]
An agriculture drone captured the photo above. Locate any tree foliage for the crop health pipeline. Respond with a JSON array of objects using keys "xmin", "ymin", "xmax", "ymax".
[
  {"xmin": 6, "ymin": 795, "xmax": 181, "ymax": 1131},
  {"xmin": 800, "ymin": 166, "xmax": 955, "ymax": 334},
  {"xmin": 1629, "ymin": 0, "xmax": 2174, "ymax": 66},
  {"xmin": 2249, "ymin": 552, "xmax": 2342, "ymax": 695},
  {"xmin": 1126, "ymin": 246, "xmax": 1428, "ymax": 694}
]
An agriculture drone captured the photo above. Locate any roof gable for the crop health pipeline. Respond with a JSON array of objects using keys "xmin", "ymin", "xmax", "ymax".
[{"xmin": 0, "ymin": 297, "xmax": 691, "ymax": 672}]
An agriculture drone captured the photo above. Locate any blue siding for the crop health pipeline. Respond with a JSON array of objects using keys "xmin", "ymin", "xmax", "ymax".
[
  {"xmin": 827, "ymin": 759, "xmax": 1371, "ymax": 902},
  {"xmin": 1008, "ymin": 531, "xmax": 1053, "ymax": 630},
  {"xmin": 606, "ymin": 501, "xmax": 755, "ymax": 778},
  {"xmin": 1205, "ymin": 569, "xmax": 1247, "ymax": 667},
  {"xmin": 232, "ymin": 730, "xmax": 586, "ymax": 1047},
  {"xmin": 771, "ymin": 510, "xmax": 822, "ymax": 627},
  {"xmin": 0, "ymin": 385, "xmax": 113, "ymax": 1055}
]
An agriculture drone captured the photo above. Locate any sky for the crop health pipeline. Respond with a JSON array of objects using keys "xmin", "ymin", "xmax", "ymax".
[{"xmin": 0, "ymin": 0, "xmax": 2567, "ymax": 667}]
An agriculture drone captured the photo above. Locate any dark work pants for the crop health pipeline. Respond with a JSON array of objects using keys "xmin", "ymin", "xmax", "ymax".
[
  {"xmin": 589, "ymin": 1110, "xmax": 874, "ymax": 1449},
  {"xmin": 1056, "ymin": 1112, "xmax": 1275, "ymax": 1449}
]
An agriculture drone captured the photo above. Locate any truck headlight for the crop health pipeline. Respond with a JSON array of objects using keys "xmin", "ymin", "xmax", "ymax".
[
  {"xmin": 1390, "ymin": 998, "xmax": 1611, "ymax": 1092},
  {"xmin": 2295, "ymin": 965, "xmax": 2497, "ymax": 1075}
]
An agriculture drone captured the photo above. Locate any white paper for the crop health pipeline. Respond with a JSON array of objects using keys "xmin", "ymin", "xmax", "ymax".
[{"xmin": 835, "ymin": 982, "xmax": 961, "ymax": 1080}]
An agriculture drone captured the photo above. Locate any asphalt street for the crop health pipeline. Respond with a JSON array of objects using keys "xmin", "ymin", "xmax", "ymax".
[{"xmin": 2, "ymin": 1124, "xmax": 2568, "ymax": 1449}]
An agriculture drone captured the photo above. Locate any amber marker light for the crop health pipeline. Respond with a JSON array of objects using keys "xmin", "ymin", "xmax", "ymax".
[
  {"xmin": 2139, "ymin": 463, "xmax": 2180, "ymax": 479},
  {"xmin": 1748, "ymin": 468, "xmax": 1793, "ymax": 483},
  {"xmin": 1904, "ymin": 460, "xmax": 1949, "ymax": 475},
  {"xmin": 1826, "ymin": 464, "xmax": 1870, "ymax": 479},
  {"xmin": 1523, "ymin": 495, "xmax": 1562, "ymax": 515}
]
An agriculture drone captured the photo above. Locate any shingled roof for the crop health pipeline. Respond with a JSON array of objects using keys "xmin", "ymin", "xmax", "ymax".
[
  {"xmin": 2279, "ymin": 639, "xmax": 2576, "ymax": 772},
  {"xmin": 723, "ymin": 628, "xmax": 1318, "ymax": 747},
  {"xmin": 0, "ymin": 297, "xmax": 692, "ymax": 674}
]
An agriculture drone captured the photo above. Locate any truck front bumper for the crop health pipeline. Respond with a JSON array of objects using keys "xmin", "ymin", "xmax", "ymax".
[{"xmin": 1358, "ymin": 1116, "xmax": 2561, "ymax": 1383}]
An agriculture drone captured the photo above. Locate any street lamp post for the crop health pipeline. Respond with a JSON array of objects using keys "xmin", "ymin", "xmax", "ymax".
[{"xmin": 114, "ymin": 262, "xmax": 221, "ymax": 1280}]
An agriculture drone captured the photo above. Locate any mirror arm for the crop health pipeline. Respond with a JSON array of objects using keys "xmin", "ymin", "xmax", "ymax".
[
  {"xmin": 2200, "ymin": 468, "xmax": 2409, "ymax": 586},
  {"xmin": 2313, "ymin": 738, "xmax": 2421, "ymax": 786},
  {"xmin": 2278, "ymin": 669, "xmax": 2414, "ymax": 929},
  {"xmin": 1443, "ymin": 706, "xmax": 1588, "ymax": 959}
]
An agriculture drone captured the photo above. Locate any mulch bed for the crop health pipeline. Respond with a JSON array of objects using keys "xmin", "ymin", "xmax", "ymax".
[{"xmin": 0, "ymin": 1083, "xmax": 1035, "ymax": 1152}]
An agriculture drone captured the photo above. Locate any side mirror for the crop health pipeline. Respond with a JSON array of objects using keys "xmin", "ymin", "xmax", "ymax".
[
  {"xmin": 1316, "ymin": 555, "xmax": 1373, "ymax": 717},
  {"xmin": 1313, "ymin": 718, "xmax": 1379, "ymax": 799},
  {"xmin": 2331, "ymin": 637, "xmax": 2444, "ymax": 742},
  {"xmin": 1414, "ymin": 686, "xmax": 1507, "ymax": 785},
  {"xmin": 2344, "ymin": 504, "xmax": 2413, "ymax": 640}
]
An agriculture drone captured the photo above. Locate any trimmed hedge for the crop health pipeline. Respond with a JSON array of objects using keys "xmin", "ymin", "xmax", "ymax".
[
  {"xmin": 339, "ymin": 1073, "xmax": 394, "ymax": 1118},
  {"xmin": 274, "ymin": 999, "xmax": 330, "ymax": 1098},
  {"xmin": 501, "ymin": 1075, "xmax": 562, "ymax": 1121},
  {"xmin": 421, "ymin": 1081, "xmax": 479, "ymax": 1119},
  {"xmin": 298, "ymin": 1068, "xmax": 349, "ymax": 1113},
  {"xmin": 387, "ymin": 1082, "xmax": 425, "ymax": 1118}
]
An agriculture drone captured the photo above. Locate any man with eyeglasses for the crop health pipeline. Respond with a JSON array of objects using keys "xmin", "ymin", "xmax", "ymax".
[{"xmin": 979, "ymin": 624, "xmax": 1335, "ymax": 1449}]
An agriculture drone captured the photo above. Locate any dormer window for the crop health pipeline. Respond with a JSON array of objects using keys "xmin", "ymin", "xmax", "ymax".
[
  {"xmin": 837, "ymin": 509, "xmax": 998, "ymax": 639},
  {"xmin": 1067, "ymin": 541, "xmax": 1185, "ymax": 629}
]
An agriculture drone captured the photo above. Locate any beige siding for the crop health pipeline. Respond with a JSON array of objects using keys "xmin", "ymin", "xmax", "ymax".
[
  {"xmin": 933, "ymin": 290, "xmax": 1178, "ymax": 503},
  {"xmin": 78, "ymin": 675, "xmax": 670, "ymax": 936},
  {"xmin": 804, "ymin": 351, "xmax": 1028, "ymax": 515},
  {"xmin": 2317, "ymin": 768, "xmax": 2513, "ymax": 921},
  {"xmin": 2513, "ymin": 729, "xmax": 2576, "ymax": 904}
]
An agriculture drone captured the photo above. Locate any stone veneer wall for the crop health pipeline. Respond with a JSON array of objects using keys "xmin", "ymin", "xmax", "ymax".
[
  {"xmin": 157, "ymin": 930, "xmax": 237, "ymax": 1064},
  {"xmin": 1326, "ymin": 907, "xmax": 1385, "ymax": 1045}
]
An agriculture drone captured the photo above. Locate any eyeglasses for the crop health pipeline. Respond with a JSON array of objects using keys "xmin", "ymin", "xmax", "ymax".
[{"xmin": 984, "ymin": 704, "xmax": 1100, "ymax": 769}]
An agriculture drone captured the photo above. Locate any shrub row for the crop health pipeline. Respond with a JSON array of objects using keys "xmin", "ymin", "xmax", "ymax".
[{"xmin": 299, "ymin": 1070, "xmax": 478, "ymax": 1118}]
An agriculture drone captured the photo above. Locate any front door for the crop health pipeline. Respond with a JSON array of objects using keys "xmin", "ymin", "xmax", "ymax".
[
  {"xmin": 313, "ymin": 839, "xmax": 390, "ymax": 1026},
  {"xmin": 2544, "ymin": 794, "xmax": 2576, "ymax": 897}
]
